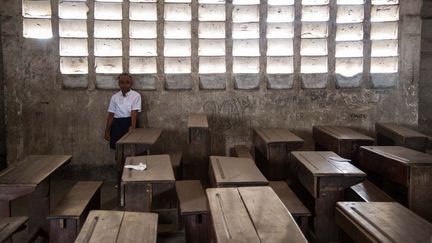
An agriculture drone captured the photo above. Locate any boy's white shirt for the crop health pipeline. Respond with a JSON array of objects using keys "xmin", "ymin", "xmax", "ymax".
[{"xmin": 108, "ymin": 89, "xmax": 142, "ymax": 118}]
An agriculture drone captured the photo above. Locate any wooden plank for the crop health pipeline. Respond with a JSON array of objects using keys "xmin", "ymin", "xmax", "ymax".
[
  {"xmin": 238, "ymin": 187, "xmax": 308, "ymax": 243},
  {"xmin": 361, "ymin": 146, "xmax": 432, "ymax": 165},
  {"xmin": 232, "ymin": 145, "xmax": 253, "ymax": 160},
  {"xmin": 336, "ymin": 202, "xmax": 432, "ymax": 243},
  {"xmin": 206, "ymin": 188, "xmax": 260, "ymax": 243},
  {"xmin": 175, "ymin": 180, "xmax": 208, "ymax": 215},
  {"xmin": 254, "ymin": 128, "xmax": 304, "ymax": 144},
  {"xmin": 187, "ymin": 114, "xmax": 208, "ymax": 128},
  {"xmin": 122, "ymin": 155, "xmax": 175, "ymax": 183},
  {"xmin": 49, "ymin": 181, "xmax": 103, "ymax": 218},
  {"xmin": 0, "ymin": 155, "xmax": 72, "ymax": 185},
  {"xmin": 169, "ymin": 151, "xmax": 182, "ymax": 168},
  {"xmin": 116, "ymin": 212, "xmax": 158, "ymax": 243},
  {"xmin": 0, "ymin": 216, "xmax": 28, "ymax": 242},
  {"xmin": 376, "ymin": 123, "xmax": 428, "ymax": 139},
  {"xmin": 376, "ymin": 123, "xmax": 429, "ymax": 152},
  {"xmin": 209, "ymin": 156, "xmax": 268, "ymax": 187},
  {"xmin": 314, "ymin": 126, "xmax": 374, "ymax": 141},
  {"xmin": 291, "ymin": 151, "xmax": 365, "ymax": 177},
  {"xmin": 75, "ymin": 210, "xmax": 124, "ymax": 243},
  {"xmin": 116, "ymin": 128, "xmax": 162, "ymax": 145},
  {"xmin": 349, "ymin": 180, "xmax": 394, "ymax": 202},
  {"xmin": 269, "ymin": 181, "xmax": 311, "ymax": 217}
]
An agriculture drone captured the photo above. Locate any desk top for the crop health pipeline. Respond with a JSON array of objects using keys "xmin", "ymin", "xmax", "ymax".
[
  {"xmin": 210, "ymin": 156, "xmax": 268, "ymax": 187},
  {"xmin": 336, "ymin": 202, "xmax": 432, "ymax": 243},
  {"xmin": 0, "ymin": 155, "xmax": 72, "ymax": 186},
  {"xmin": 314, "ymin": 126, "xmax": 374, "ymax": 141},
  {"xmin": 116, "ymin": 128, "xmax": 162, "ymax": 145},
  {"xmin": 187, "ymin": 114, "xmax": 208, "ymax": 128},
  {"xmin": 376, "ymin": 123, "xmax": 429, "ymax": 138},
  {"xmin": 0, "ymin": 216, "xmax": 28, "ymax": 242},
  {"xmin": 122, "ymin": 155, "xmax": 175, "ymax": 183},
  {"xmin": 207, "ymin": 187, "xmax": 307, "ymax": 243},
  {"xmin": 176, "ymin": 180, "xmax": 208, "ymax": 215},
  {"xmin": 291, "ymin": 151, "xmax": 366, "ymax": 177},
  {"xmin": 361, "ymin": 146, "xmax": 432, "ymax": 166},
  {"xmin": 255, "ymin": 128, "xmax": 304, "ymax": 144},
  {"xmin": 75, "ymin": 210, "xmax": 158, "ymax": 243}
]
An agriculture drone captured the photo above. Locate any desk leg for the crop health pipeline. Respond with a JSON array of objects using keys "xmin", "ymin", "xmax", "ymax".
[
  {"xmin": 314, "ymin": 190, "xmax": 343, "ymax": 243},
  {"xmin": 28, "ymin": 178, "xmax": 50, "ymax": 235}
]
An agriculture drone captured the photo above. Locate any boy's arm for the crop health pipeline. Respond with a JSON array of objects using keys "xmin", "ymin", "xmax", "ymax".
[
  {"xmin": 104, "ymin": 112, "xmax": 114, "ymax": 141},
  {"xmin": 129, "ymin": 110, "xmax": 138, "ymax": 131}
]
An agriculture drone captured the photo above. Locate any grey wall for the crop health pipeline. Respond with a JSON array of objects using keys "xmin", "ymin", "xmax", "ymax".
[
  {"xmin": 420, "ymin": 1, "xmax": 432, "ymax": 134},
  {"xmin": 0, "ymin": 0, "xmax": 424, "ymax": 178},
  {"xmin": 0, "ymin": 17, "xmax": 5, "ymax": 170}
]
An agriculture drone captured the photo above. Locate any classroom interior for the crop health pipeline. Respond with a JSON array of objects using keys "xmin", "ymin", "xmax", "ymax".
[{"xmin": 1, "ymin": 0, "xmax": 432, "ymax": 242}]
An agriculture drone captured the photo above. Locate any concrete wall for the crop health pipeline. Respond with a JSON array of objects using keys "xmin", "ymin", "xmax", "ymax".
[
  {"xmin": 420, "ymin": 0, "xmax": 432, "ymax": 134},
  {"xmin": 0, "ymin": 17, "xmax": 5, "ymax": 170},
  {"xmin": 0, "ymin": 0, "xmax": 424, "ymax": 179}
]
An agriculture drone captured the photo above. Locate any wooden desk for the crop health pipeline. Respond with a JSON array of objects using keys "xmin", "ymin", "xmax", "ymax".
[
  {"xmin": 122, "ymin": 155, "xmax": 175, "ymax": 212},
  {"xmin": 115, "ymin": 128, "xmax": 162, "ymax": 205},
  {"xmin": 184, "ymin": 114, "xmax": 210, "ymax": 182},
  {"xmin": 254, "ymin": 128, "xmax": 304, "ymax": 180},
  {"xmin": 206, "ymin": 187, "xmax": 307, "ymax": 243},
  {"xmin": 313, "ymin": 126, "xmax": 374, "ymax": 163},
  {"xmin": 75, "ymin": 210, "xmax": 158, "ymax": 243},
  {"xmin": 336, "ymin": 202, "xmax": 432, "ymax": 243},
  {"xmin": 291, "ymin": 151, "xmax": 366, "ymax": 242},
  {"xmin": 0, "ymin": 216, "xmax": 28, "ymax": 242},
  {"xmin": 0, "ymin": 155, "xmax": 72, "ymax": 234},
  {"xmin": 209, "ymin": 156, "xmax": 268, "ymax": 188},
  {"xmin": 376, "ymin": 123, "xmax": 429, "ymax": 152},
  {"xmin": 359, "ymin": 146, "xmax": 432, "ymax": 221}
]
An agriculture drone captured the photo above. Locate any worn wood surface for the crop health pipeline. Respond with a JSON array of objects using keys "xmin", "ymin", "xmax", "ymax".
[
  {"xmin": 170, "ymin": 151, "xmax": 183, "ymax": 179},
  {"xmin": 360, "ymin": 146, "xmax": 432, "ymax": 221},
  {"xmin": 376, "ymin": 123, "xmax": 429, "ymax": 152},
  {"xmin": 347, "ymin": 180, "xmax": 394, "ymax": 202},
  {"xmin": 336, "ymin": 202, "xmax": 432, "ymax": 243},
  {"xmin": 49, "ymin": 181, "xmax": 102, "ymax": 218},
  {"xmin": 184, "ymin": 214, "xmax": 209, "ymax": 243},
  {"xmin": 75, "ymin": 210, "xmax": 158, "ymax": 243},
  {"xmin": 269, "ymin": 181, "xmax": 311, "ymax": 217},
  {"xmin": 291, "ymin": 151, "xmax": 366, "ymax": 242},
  {"xmin": 187, "ymin": 114, "xmax": 208, "ymax": 128},
  {"xmin": 0, "ymin": 155, "xmax": 72, "ymax": 185},
  {"xmin": 231, "ymin": 145, "xmax": 253, "ymax": 160},
  {"xmin": 313, "ymin": 126, "xmax": 374, "ymax": 162},
  {"xmin": 209, "ymin": 156, "xmax": 268, "ymax": 187},
  {"xmin": 122, "ymin": 155, "xmax": 175, "ymax": 183},
  {"xmin": 0, "ymin": 216, "xmax": 28, "ymax": 242},
  {"xmin": 116, "ymin": 128, "xmax": 162, "ymax": 145},
  {"xmin": 175, "ymin": 180, "xmax": 208, "ymax": 215},
  {"xmin": 207, "ymin": 187, "xmax": 307, "ymax": 243}
]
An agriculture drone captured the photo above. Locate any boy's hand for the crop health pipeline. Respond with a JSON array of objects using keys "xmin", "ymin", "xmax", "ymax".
[{"xmin": 104, "ymin": 130, "xmax": 110, "ymax": 141}]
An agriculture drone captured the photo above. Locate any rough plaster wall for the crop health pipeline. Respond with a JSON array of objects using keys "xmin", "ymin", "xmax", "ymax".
[
  {"xmin": 420, "ymin": 0, "xmax": 432, "ymax": 134},
  {"xmin": 0, "ymin": 0, "xmax": 422, "ymax": 178},
  {"xmin": 0, "ymin": 17, "xmax": 5, "ymax": 169}
]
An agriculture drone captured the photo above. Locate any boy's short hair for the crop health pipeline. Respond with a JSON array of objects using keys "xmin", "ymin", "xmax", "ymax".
[{"xmin": 117, "ymin": 73, "xmax": 133, "ymax": 82}]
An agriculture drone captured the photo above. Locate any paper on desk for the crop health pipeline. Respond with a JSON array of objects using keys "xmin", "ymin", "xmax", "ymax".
[
  {"xmin": 328, "ymin": 156, "xmax": 351, "ymax": 162},
  {"xmin": 124, "ymin": 163, "xmax": 147, "ymax": 171}
]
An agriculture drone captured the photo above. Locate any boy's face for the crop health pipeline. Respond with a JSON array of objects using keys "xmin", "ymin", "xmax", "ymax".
[{"xmin": 118, "ymin": 75, "xmax": 132, "ymax": 93}]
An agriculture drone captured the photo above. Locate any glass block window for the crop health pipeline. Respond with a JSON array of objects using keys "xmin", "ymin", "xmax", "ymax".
[
  {"xmin": 198, "ymin": 0, "xmax": 226, "ymax": 74},
  {"xmin": 23, "ymin": 0, "xmax": 52, "ymax": 39}
]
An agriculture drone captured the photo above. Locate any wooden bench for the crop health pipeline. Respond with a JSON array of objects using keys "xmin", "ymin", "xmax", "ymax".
[
  {"xmin": 269, "ymin": 181, "xmax": 311, "ymax": 235},
  {"xmin": 336, "ymin": 202, "xmax": 432, "ymax": 243},
  {"xmin": 207, "ymin": 187, "xmax": 308, "ymax": 242},
  {"xmin": 183, "ymin": 114, "xmax": 210, "ymax": 183},
  {"xmin": 345, "ymin": 180, "xmax": 394, "ymax": 202},
  {"xmin": 170, "ymin": 150, "xmax": 183, "ymax": 180},
  {"xmin": 229, "ymin": 145, "xmax": 253, "ymax": 160},
  {"xmin": 376, "ymin": 122, "xmax": 429, "ymax": 152},
  {"xmin": 48, "ymin": 181, "xmax": 103, "ymax": 243},
  {"xmin": 254, "ymin": 128, "xmax": 304, "ymax": 180},
  {"xmin": 75, "ymin": 210, "xmax": 158, "ymax": 243},
  {"xmin": 0, "ymin": 216, "xmax": 28, "ymax": 242},
  {"xmin": 313, "ymin": 125, "xmax": 374, "ymax": 163},
  {"xmin": 175, "ymin": 180, "xmax": 208, "ymax": 243}
]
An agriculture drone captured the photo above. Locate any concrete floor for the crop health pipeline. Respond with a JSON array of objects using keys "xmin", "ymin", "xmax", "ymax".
[{"xmin": 10, "ymin": 179, "xmax": 185, "ymax": 243}]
